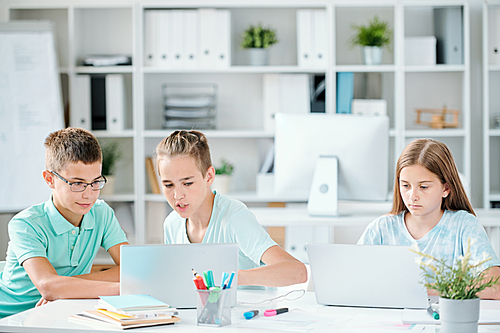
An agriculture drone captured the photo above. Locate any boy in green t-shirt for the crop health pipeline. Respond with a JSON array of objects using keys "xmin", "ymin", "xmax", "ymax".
[{"xmin": 0, "ymin": 128, "xmax": 129, "ymax": 318}]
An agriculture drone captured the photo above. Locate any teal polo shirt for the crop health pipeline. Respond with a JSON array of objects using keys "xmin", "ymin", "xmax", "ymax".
[{"xmin": 0, "ymin": 197, "xmax": 128, "ymax": 318}]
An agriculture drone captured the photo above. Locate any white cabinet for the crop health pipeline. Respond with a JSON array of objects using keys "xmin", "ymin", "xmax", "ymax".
[
  {"xmin": 4, "ymin": 0, "xmax": 471, "ymax": 244},
  {"xmin": 483, "ymin": 1, "xmax": 500, "ymax": 209}
]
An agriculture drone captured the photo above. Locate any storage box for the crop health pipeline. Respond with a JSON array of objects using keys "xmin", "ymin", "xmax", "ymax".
[
  {"xmin": 351, "ymin": 99, "xmax": 387, "ymax": 116},
  {"xmin": 404, "ymin": 36, "xmax": 437, "ymax": 65},
  {"xmin": 256, "ymin": 173, "xmax": 274, "ymax": 197}
]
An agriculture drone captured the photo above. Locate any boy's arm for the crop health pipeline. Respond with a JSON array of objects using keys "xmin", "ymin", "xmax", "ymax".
[
  {"xmin": 23, "ymin": 257, "xmax": 120, "ymax": 302},
  {"xmin": 73, "ymin": 242, "xmax": 129, "ymax": 282},
  {"xmin": 237, "ymin": 245, "xmax": 307, "ymax": 287}
]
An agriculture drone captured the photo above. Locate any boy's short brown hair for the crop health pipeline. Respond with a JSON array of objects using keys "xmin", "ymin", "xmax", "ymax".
[
  {"xmin": 44, "ymin": 127, "xmax": 102, "ymax": 172},
  {"xmin": 155, "ymin": 130, "xmax": 212, "ymax": 176}
]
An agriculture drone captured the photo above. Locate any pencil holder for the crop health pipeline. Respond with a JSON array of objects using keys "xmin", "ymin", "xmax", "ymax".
[{"xmin": 196, "ymin": 288, "xmax": 231, "ymax": 327}]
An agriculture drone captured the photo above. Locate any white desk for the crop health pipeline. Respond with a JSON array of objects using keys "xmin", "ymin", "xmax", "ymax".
[
  {"xmin": 3, "ymin": 290, "xmax": 499, "ymax": 332},
  {"xmin": 250, "ymin": 203, "xmax": 500, "ymax": 260}
]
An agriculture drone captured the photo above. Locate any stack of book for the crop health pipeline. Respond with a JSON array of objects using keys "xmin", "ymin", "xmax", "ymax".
[
  {"xmin": 162, "ymin": 83, "xmax": 217, "ymax": 130},
  {"xmin": 69, "ymin": 294, "xmax": 180, "ymax": 330}
]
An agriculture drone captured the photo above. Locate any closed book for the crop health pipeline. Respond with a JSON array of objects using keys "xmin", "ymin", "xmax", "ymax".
[
  {"xmin": 336, "ymin": 72, "xmax": 354, "ymax": 114},
  {"xmin": 489, "ymin": 6, "xmax": 500, "ymax": 65},
  {"xmin": 313, "ymin": 10, "xmax": 327, "ymax": 68},
  {"xmin": 98, "ymin": 294, "xmax": 171, "ymax": 312},
  {"xmin": 297, "ymin": 10, "xmax": 313, "ymax": 67},
  {"xmin": 184, "ymin": 10, "xmax": 198, "ymax": 69},
  {"xmin": 105, "ymin": 74, "xmax": 125, "ymax": 131},
  {"xmin": 214, "ymin": 10, "xmax": 231, "ymax": 68},
  {"xmin": 144, "ymin": 10, "xmax": 159, "ymax": 67},
  {"xmin": 171, "ymin": 10, "xmax": 185, "ymax": 68},
  {"xmin": 157, "ymin": 10, "xmax": 172, "ymax": 68},
  {"xmin": 91, "ymin": 75, "xmax": 106, "ymax": 130},
  {"xmin": 145, "ymin": 157, "xmax": 161, "ymax": 195},
  {"xmin": 69, "ymin": 311, "xmax": 180, "ymax": 330},
  {"xmin": 198, "ymin": 9, "xmax": 216, "ymax": 68}
]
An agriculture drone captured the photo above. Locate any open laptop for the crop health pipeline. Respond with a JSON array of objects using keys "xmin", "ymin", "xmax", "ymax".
[
  {"xmin": 120, "ymin": 243, "xmax": 239, "ymax": 309},
  {"xmin": 306, "ymin": 244, "xmax": 428, "ymax": 309}
]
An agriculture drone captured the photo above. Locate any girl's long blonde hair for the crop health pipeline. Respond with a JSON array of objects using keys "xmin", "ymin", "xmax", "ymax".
[{"xmin": 390, "ymin": 138, "xmax": 474, "ymax": 216}]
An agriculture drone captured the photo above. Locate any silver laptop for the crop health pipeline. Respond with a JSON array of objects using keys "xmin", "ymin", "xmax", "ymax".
[
  {"xmin": 120, "ymin": 243, "xmax": 239, "ymax": 309},
  {"xmin": 307, "ymin": 244, "xmax": 428, "ymax": 309}
]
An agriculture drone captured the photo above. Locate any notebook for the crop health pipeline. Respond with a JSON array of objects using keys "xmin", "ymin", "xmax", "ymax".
[
  {"xmin": 120, "ymin": 243, "xmax": 239, "ymax": 309},
  {"xmin": 306, "ymin": 244, "xmax": 429, "ymax": 309}
]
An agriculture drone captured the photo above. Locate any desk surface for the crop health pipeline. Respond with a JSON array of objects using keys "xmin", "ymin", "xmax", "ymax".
[
  {"xmin": 1, "ymin": 290, "xmax": 500, "ymax": 332},
  {"xmin": 250, "ymin": 203, "xmax": 500, "ymax": 227}
]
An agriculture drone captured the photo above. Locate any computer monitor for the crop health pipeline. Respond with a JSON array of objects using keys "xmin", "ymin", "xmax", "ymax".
[{"xmin": 274, "ymin": 113, "xmax": 389, "ymax": 215}]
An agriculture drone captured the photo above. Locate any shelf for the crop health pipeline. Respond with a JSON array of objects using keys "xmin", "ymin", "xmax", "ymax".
[
  {"xmin": 59, "ymin": 67, "xmax": 69, "ymax": 74},
  {"xmin": 490, "ymin": 192, "xmax": 500, "ymax": 202},
  {"xmin": 144, "ymin": 130, "xmax": 274, "ymax": 139},
  {"xmin": 404, "ymin": 65, "xmax": 466, "ymax": 73},
  {"xmin": 489, "ymin": 65, "xmax": 500, "ymax": 72},
  {"xmin": 143, "ymin": 66, "xmax": 327, "ymax": 74},
  {"xmin": 335, "ymin": 65, "xmax": 396, "ymax": 73},
  {"xmin": 404, "ymin": 129, "xmax": 466, "ymax": 137},
  {"xmin": 99, "ymin": 194, "xmax": 136, "ymax": 202},
  {"xmin": 489, "ymin": 129, "xmax": 500, "ymax": 137},
  {"xmin": 389, "ymin": 129, "xmax": 396, "ymax": 137},
  {"xmin": 75, "ymin": 66, "xmax": 133, "ymax": 74},
  {"xmin": 93, "ymin": 130, "xmax": 135, "ymax": 138}
]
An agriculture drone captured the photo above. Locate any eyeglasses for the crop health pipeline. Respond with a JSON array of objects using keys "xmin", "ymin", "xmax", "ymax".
[{"xmin": 50, "ymin": 171, "xmax": 107, "ymax": 192}]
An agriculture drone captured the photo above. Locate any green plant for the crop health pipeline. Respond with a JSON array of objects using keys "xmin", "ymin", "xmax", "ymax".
[
  {"xmin": 410, "ymin": 238, "xmax": 500, "ymax": 300},
  {"xmin": 215, "ymin": 159, "xmax": 234, "ymax": 176},
  {"xmin": 241, "ymin": 23, "xmax": 278, "ymax": 49},
  {"xmin": 101, "ymin": 141, "xmax": 122, "ymax": 176},
  {"xmin": 349, "ymin": 16, "xmax": 392, "ymax": 49}
]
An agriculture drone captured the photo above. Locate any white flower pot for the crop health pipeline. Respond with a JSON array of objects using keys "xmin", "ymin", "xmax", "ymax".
[
  {"xmin": 362, "ymin": 46, "xmax": 383, "ymax": 65},
  {"xmin": 247, "ymin": 48, "xmax": 269, "ymax": 66},
  {"xmin": 211, "ymin": 175, "xmax": 232, "ymax": 195},
  {"xmin": 439, "ymin": 297, "xmax": 480, "ymax": 333},
  {"xmin": 100, "ymin": 175, "xmax": 116, "ymax": 196}
]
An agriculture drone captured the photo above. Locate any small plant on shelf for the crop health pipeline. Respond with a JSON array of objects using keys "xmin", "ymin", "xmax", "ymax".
[
  {"xmin": 349, "ymin": 16, "xmax": 392, "ymax": 49},
  {"xmin": 214, "ymin": 159, "xmax": 234, "ymax": 176},
  {"xmin": 240, "ymin": 23, "xmax": 278, "ymax": 49},
  {"xmin": 101, "ymin": 141, "xmax": 122, "ymax": 176}
]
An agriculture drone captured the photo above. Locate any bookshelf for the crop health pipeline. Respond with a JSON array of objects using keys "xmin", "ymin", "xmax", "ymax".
[
  {"xmin": 3, "ymin": 0, "xmax": 471, "ymax": 244},
  {"xmin": 483, "ymin": 1, "xmax": 500, "ymax": 208}
]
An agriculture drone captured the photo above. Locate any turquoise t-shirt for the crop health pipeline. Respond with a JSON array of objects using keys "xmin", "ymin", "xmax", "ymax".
[
  {"xmin": 0, "ymin": 198, "xmax": 128, "ymax": 318},
  {"xmin": 163, "ymin": 191, "xmax": 277, "ymax": 271},
  {"xmin": 358, "ymin": 209, "xmax": 500, "ymax": 272}
]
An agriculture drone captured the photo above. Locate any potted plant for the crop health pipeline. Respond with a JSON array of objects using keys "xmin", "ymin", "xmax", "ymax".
[
  {"xmin": 240, "ymin": 23, "xmax": 278, "ymax": 66},
  {"xmin": 211, "ymin": 159, "xmax": 234, "ymax": 195},
  {"xmin": 411, "ymin": 238, "xmax": 500, "ymax": 333},
  {"xmin": 100, "ymin": 141, "xmax": 122, "ymax": 196},
  {"xmin": 349, "ymin": 16, "xmax": 392, "ymax": 65}
]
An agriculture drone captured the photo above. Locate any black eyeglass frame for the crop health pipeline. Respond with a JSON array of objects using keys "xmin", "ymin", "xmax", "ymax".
[{"xmin": 50, "ymin": 171, "xmax": 107, "ymax": 192}]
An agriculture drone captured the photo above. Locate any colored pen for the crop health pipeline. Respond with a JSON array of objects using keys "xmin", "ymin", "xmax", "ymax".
[
  {"xmin": 427, "ymin": 306, "xmax": 440, "ymax": 320},
  {"xmin": 264, "ymin": 308, "xmax": 288, "ymax": 317},
  {"xmin": 243, "ymin": 310, "xmax": 259, "ymax": 319},
  {"xmin": 203, "ymin": 271, "xmax": 210, "ymax": 288},
  {"xmin": 226, "ymin": 271, "xmax": 235, "ymax": 289},
  {"xmin": 196, "ymin": 275, "xmax": 207, "ymax": 290}
]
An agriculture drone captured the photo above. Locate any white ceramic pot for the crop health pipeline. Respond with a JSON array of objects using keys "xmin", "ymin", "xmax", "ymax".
[
  {"xmin": 247, "ymin": 48, "xmax": 269, "ymax": 66},
  {"xmin": 439, "ymin": 297, "xmax": 480, "ymax": 333},
  {"xmin": 100, "ymin": 175, "xmax": 116, "ymax": 196},
  {"xmin": 211, "ymin": 175, "xmax": 232, "ymax": 195},
  {"xmin": 362, "ymin": 46, "xmax": 383, "ymax": 65}
]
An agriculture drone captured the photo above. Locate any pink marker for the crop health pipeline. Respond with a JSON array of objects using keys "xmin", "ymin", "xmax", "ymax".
[{"xmin": 264, "ymin": 308, "xmax": 288, "ymax": 317}]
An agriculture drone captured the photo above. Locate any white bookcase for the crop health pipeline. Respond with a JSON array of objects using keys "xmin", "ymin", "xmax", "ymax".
[
  {"xmin": 3, "ymin": 0, "xmax": 471, "ymax": 244},
  {"xmin": 483, "ymin": 1, "xmax": 500, "ymax": 209}
]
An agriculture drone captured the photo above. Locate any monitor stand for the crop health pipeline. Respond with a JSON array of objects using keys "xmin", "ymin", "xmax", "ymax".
[{"xmin": 307, "ymin": 155, "xmax": 340, "ymax": 217}]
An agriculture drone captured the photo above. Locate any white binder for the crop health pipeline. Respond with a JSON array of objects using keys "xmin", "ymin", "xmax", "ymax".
[
  {"xmin": 433, "ymin": 6, "xmax": 463, "ymax": 65},
  {"xmin": 157, "ymin": 10, "xmax": 171, "ymax": 68},
  {"xmin": 171, "ymin": 10, "xmax": 185, "ymax": 68},
  {"xmin": 184, "ymin": 10, "xmax": 198, "ymax": 69},
  {"xmin": 313, "ymin": 10, "xmax": 327, "ymax": 68},
  {"xmin": 144, "ymin": 10, "xmax": 159, "ymax": 67},
  {"xmin": 279, "ymin": 74, "xmax": 310, "ymax": 114},
  {"xmin": 489, "ymin": 7, "xmax": 500, "ymax": 65},
  {"xmin": 262, "ymin": 74, "xmax": 280, "ymax": 133},
  {"xmin": 70, "ymin": 75, "xmax": 91, "ymax": 130},
  {"xmin": 198, "ymin": 9, "xmax": 216, "ymax": 68},
  {"xmin": 297, "ymin": 10, "xmax": 313, "ymax": 68},
  {"xmin": 214, "ymin": 10, "xmax": 231, "ymax": 68},
  {"xmin": 105, "ymin": 74, "xmax": 125, "ymax": 131}
]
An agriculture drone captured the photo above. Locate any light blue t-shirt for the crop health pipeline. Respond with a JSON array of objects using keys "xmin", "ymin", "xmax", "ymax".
[
  {"xmin": 0, "ymin": 198, "xmax": 128, "ymax": 318},
  {"xmin": 164, "ymin": 191, "xmax": 277, "ymax": 271},
  {"xmin": 358, "ymin": 210, "xmax": 500, "ymax": 272}
]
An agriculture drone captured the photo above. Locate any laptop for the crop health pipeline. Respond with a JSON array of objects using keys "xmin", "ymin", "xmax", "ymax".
[
  {"xmin": 306, "ymin": 244, "xmax": 429, "ymax": 309},
  {"xmin": 120, "ymin": 243, "xmax": 239, "ymax": 309}
]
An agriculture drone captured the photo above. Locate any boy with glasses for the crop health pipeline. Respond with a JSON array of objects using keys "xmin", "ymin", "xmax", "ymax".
[{"xmin": 0, "ymin": 128, "xmax": 129, "ymax": 318}]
